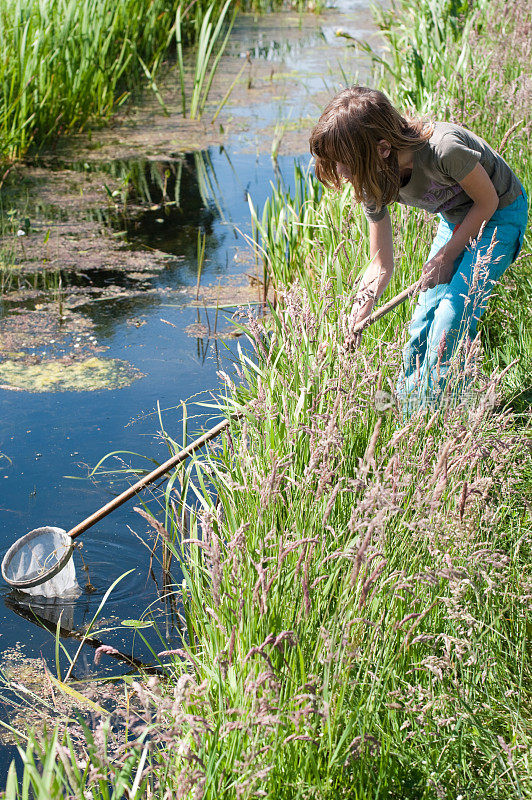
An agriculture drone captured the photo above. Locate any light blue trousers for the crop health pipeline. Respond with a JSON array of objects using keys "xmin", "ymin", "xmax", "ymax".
[{"xmin": 397, "ymin": 190, "xmax": 528, "ymax": 410}]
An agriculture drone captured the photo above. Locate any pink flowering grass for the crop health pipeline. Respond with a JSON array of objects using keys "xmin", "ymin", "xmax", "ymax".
[{"xmin": 106, "ymin": 276, "xmax": 529, "ymax": 798}]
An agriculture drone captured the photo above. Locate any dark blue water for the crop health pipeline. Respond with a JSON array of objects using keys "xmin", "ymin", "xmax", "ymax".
[
  {"xmin": 0, "ymin": 149, "xmax": 312, "ymax": 774},
  {"xmin": 0, "ymin": 0, "xmax": 379, "ymax": 773},
  {"xmin": 0, "ymin": 148, "xmax": 307, "ymax": 651}
]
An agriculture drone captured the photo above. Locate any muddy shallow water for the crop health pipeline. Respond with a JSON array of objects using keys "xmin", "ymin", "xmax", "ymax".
[{"xmin": 0, "ymin": 0, "xmax": 381, "ymax": 770}]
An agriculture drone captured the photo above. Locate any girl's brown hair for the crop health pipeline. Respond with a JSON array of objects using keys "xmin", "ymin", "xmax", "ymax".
[{"xmin": 309, "ymin": 86, "xmax": 431, "ymax": 212}]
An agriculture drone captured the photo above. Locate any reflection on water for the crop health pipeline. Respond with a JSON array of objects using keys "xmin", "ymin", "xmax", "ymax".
[
  {"xmin": 119, "ymin": 152, "xmax": 223, "ymax": 251},
  {"xmin": 4, "ymin": 595, "xmax": 160, "ymax": 674}
]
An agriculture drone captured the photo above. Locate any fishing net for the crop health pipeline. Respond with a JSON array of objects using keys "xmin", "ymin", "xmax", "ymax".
[{"xmin": 1, "ymin": 527, "xmax": 80, "ymax": 598}]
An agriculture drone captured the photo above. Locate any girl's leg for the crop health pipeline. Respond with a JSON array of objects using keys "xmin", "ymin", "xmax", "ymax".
[
  {"xmin": 397, "ymin": 216, "xmax": 454, "ymax": 402},
  {"xmin": 419, "ymin": 192, "xmax": 528, "ymax": 402}
]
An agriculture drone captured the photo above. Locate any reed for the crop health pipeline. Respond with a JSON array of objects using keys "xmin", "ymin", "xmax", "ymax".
[
  {"xmin": 0, "ymin": 0, "xmax": 181, "ymax": 161},
  {"xmin": 196, "ymin": 228, "xmax": 206, "ymax": 299},
  {"xmin": 180, "ymin": 0, "xmax": 236, "ymax": 120},
  {"xmin": 337, "ymin": 0, "xmax": 484, "ymax": 113}
]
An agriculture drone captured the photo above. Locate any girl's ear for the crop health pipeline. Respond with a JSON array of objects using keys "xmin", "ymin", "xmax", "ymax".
[{"xmin": 377, "ymin": 139, "xmax": 391, "ymax": 159}]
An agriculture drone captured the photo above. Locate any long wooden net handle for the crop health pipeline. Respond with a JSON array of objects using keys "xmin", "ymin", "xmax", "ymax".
[
  {"xmin": 351, "ymin": 280, "xmax": 420, "ymax": 334},
  {"xmin": 67, "ymin": 417, "xmax": 232, "ymax": 540},
  {"xmin": 67, "ymin": 281, "xmax": 418, "ymax": 541}
]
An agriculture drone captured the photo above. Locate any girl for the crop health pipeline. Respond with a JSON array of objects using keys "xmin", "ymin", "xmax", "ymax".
[{"xmin": 309, "ymin": 85, "xmax": 528, "ymax": 410}]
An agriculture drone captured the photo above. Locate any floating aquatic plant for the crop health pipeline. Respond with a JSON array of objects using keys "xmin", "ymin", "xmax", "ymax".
[{"xmin": 0, "ymin": 356, "xmax": 143, "ymax": 392}]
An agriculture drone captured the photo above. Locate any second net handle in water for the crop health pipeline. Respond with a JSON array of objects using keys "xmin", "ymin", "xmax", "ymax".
[{"xmin": 66, "ymin": 280, "xmax": 418, "ymax": 541}]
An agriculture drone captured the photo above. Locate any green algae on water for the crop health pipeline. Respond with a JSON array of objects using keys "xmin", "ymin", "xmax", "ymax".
[{"xmin": 0, "ymin": 356, "xmax": 143, "ymax": 392}]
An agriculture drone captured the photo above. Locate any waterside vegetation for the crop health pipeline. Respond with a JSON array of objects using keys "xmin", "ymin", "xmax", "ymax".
[
  {"xmin": 2, "ymin": 0, "xmax": 531, "ymax": 797},
  {"xmin": 0, "ymin": 0, "xmax": 292, "ymax": 163},
  {"xmin": 0, "ymin": 0, "xmax": 178, "ymax": 161}
]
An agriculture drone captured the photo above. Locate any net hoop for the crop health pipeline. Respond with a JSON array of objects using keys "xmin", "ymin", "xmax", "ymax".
[{"xmin": 1, "ymin": 527, "xmax": 74, "ymax": 590}]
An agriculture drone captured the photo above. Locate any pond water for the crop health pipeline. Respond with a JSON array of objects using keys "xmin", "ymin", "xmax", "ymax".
[{"xmin": 0, "ymin": 0, "xmax": 380, "ymax": 769}]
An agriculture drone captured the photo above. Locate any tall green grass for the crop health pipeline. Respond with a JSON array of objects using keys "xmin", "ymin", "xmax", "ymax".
[
  {"xmin": 0, "ymin": 0, "xmax": 294, "ymax": 161},
  {"xmin": 2, "ymin": 0, "xmax": 531, "ymax": 797},
  {"xmin": 339, "ymin": 0, "xmax": 483, "ymax": 112},
  {"xmin": 176, "ymin": 0, "xmax": 236, "ymax": 120},
  {"xmin": 5, "ymin": 240, "xmax": 530, "ymax": 799},
  {"xmin": 0, "ymin": 0, "xmax": 181, "ymax": 160}
]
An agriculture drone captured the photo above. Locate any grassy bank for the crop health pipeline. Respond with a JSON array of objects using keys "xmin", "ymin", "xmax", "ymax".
[{"xmin": 2, "ymin": 0, "xmax": 531, "ymax": 797}]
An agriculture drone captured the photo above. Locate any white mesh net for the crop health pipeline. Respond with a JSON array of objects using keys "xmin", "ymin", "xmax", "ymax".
[{"xmin": 3, "ymin": 527, "xmax": 81, "ymax": 598}]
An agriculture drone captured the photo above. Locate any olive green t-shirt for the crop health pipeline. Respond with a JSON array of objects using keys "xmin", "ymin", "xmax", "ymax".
[{"xmin": 363, "ymin": 122, "xmax": 522, "ymax": 225}]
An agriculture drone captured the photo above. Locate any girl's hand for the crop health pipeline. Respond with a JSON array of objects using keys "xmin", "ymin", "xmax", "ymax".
[
  {"xmin": 421, "ymin": 255, "xmax": 455, "ymax": 290},
  {"xmin": 343, "ymin": 297, "xmax": 374, "ymax": 351}
]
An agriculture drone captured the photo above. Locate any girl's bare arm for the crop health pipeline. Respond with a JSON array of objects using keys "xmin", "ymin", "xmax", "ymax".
[
  {"xmin": 350, "ymin": 209, "xmax": 395, "ymax": 327},
  {"xmin": 421, "ymin": 162, "xmax": 499, "ymax": 289}
]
